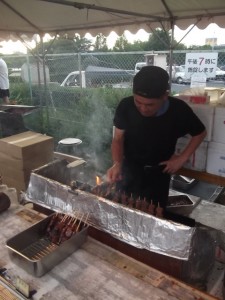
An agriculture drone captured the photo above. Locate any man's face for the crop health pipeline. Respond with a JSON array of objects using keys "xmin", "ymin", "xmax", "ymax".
[{"xmin": 134, "ymin": 93, "xmax": 168, "ymax": 117}]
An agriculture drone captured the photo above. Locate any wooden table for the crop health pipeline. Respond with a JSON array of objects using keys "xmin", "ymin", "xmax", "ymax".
[{"xmin": 0, "ymin": 207, "xmax": 220, "ymax": 300}]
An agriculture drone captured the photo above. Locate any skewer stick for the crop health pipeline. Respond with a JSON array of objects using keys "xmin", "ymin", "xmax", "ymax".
[
  {"xmin": 75, "ymin": 213, "xmax": 85, "ymax": 232},
  {"xmin": 83, "ymin": 213, "xmax": 90, "ymax": 227}
]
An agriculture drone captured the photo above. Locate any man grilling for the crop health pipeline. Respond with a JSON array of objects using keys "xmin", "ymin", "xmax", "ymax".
[{"xmin": 106, "ymin": 66, "xmax": 206, "ymax": 214}]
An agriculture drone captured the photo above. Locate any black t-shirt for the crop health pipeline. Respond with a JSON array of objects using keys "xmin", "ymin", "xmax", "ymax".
[{"xmin": 114, "ymin": 96, "xmax": 205, "ymax": 166}]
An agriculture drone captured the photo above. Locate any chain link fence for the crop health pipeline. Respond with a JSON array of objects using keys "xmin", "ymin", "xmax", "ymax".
[
  {"xmin": 4, "ymin": 49, "xmax": 225, "ymax": 87},
  {"xmin": 2, "ymin": 50, "xmax": 225, "ymax": 171}
]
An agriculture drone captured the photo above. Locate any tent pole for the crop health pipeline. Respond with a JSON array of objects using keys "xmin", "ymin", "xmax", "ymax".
[
  {"xmin": 41, "ymin": 35, "xmax": 48, "ymax": 89},
  {"xmin": 25, "ymin": 53, "xmax": 33, "ymax": 103},
  {"xmin": 40, "ymin": 35, "xmax": 49, "ymax": 132},
  {"xmin": 168, "ymin": 20, "xmax": 175, "ymax": 92}
]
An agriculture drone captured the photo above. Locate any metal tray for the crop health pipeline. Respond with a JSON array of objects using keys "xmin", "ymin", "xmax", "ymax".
[
  {"xmin": 166, "ymin": 191, "xmax": 201, "ymax": 216},
  {"xmin": 6, "ymin": 214, "xmax": 88, "ymax": 277},
  {"xmin": 171, "ymin": 175, "xmax": 197, "ymax": 191}
]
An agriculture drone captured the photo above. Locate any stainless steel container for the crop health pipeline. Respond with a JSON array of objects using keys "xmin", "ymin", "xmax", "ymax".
[
  {"xmin": 171, "ymin": 175, "xmax": 197, "ymax": 191},
  {"xmin": 167, "ymin": 191, "xmax": 200, "ymax": 216},
  {"xmin": 6, "ymin": 214, "xmax": 88, "ymax": 277}
]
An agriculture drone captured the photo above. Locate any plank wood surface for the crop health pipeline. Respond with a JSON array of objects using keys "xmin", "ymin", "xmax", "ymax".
[{"xmin": 0, "ymin": 207, "xmax": 220, "ymax": 300}]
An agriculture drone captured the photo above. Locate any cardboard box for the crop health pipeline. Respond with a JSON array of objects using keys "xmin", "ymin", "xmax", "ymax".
[
  {"xmin": 176, "ymin": 137, "xmax": 208, "ymax": 171},
  {"xmin": 212, "ymin": 106, "xmax": 225, "ymax": 144},
  {"xmin": 206, "ymin": 141, "xmax": 225, "ymax": 177},
  {"xmin": 0, "ymin": 165, "xmax": 30, "ymax": 184},
  {"xmin": 204, "ymin": 87, "xmax": 224, "ymax": 103},
  {"xmin": 188, "ymin": 103, "xmax": 215, "ymax": 141},
  {"xmin": 0, "ymin": 131, "xmax": 54, "ymax": 194},
  {"xmin": 0, "ymin": 131, "xmax": 54, "ymax": 171}
]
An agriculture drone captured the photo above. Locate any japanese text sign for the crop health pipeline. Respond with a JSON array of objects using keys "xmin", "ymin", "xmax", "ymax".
[{"xmin": 185, "ymin": 52, "xmax": 218, "ymax": 79}]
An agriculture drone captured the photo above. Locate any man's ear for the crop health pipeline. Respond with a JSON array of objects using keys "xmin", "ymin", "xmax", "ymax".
[{"xmin": 162, "ymin": 90, "xmax": 169, "ymax": 100}]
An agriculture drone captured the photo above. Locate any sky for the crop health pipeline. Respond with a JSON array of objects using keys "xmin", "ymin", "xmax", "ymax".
[
  {"xmin": 119, "ymin": 23, "xmax": 225, "ymax": 47},
  {"xmin": 0, "ymin": 23, "xmax": 225, "ymax": 54}
]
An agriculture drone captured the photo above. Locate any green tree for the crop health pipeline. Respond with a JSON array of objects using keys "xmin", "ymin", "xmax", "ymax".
[
  {"xmin": 143, "ymin": 29, "xmax": 170, "ymax": 50},
  {"xmin": 31, "ymin": 35, "xmax": 93, "ymax": 82},
  {"xmin": 113, "ymin": 34, "xmax": 130, "ymax": 52},
  {"xmin": 129, "ymin": 40, "xmax": 149, "ymax": 51},
  {"xmin": 187, "ymin": 44, "xmax": 212, "ymax": 50},
  {"xmin": 142, "ymin": 29, "xmax": 186, "ymax": 51},
  {"xmin": 72, "ymin": 34, "xmax": 93, "ymax": 52},
  {"xmin": 34, "ymin": 34, "xmax": 93, "ymax": 54},
  {"xmin": 94, "ymin": 33, "xmax": 108, "ymax": 52},
  {"xmin": 45, "ymin": 38, "xmax": 76, "ymax": 54}
]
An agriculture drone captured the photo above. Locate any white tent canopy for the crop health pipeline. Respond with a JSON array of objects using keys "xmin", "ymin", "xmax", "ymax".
[{"xmin": 1, "ymin": 0, "xmax": 225, "ymax": 41}]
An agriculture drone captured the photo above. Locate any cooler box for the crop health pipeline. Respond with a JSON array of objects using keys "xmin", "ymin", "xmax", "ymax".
[
  {"xmin": 206, "ymin": 142, "xmax": 225, "ymax": 177},
  {"xmin": 212, "ymin": 106, "xmax": 225, "ymax": 143},
  {"xmin": 176, "ymin": 137, "xmax": 208, "ymax": 171}
]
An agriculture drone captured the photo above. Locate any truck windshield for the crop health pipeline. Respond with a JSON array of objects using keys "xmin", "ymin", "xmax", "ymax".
[{"xmin": 65, "ymin": 74, "xmax": 79, "ymax": 86}]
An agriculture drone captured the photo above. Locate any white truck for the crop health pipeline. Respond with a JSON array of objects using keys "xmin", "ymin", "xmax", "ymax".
[
  {"xmin": 134, "ymin": 62, "xmax": 147, "ymax": 74},
  {"xmin": 61, "ymin": 65, "xmax": 134, "ymax": 88}
]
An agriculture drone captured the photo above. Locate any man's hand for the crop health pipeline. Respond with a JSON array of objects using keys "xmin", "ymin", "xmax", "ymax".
[
  {"xmin": 160, "ymin": 154, "xmax": 187, "ymax": 174},
  {"xmin": 106, "ymin": 162, "xmax": 122, "ymax": 183},
  {"xmin": 161, "ymin": 131, "xmax": 206, "ymax": 174}
]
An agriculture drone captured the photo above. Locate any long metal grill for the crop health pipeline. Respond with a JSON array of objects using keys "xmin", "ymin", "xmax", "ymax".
[{"xmin": 71, "ymin": 179, "xmax": 194, "ymax": 220}]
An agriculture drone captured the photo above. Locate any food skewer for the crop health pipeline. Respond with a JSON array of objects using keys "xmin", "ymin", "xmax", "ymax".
[
  {"xmin": 141, "ymin": 197, "xmax": 149, "ymax": 212},
  {"xmin": 155, "ymin": 202, "xmax": 164, "ymax": 218},
  {"xmin": 148, "ymin": 200, "xmax": 156, "ymax": 215},
  {"xmin": 135, "ymin": 196, "xmax": 142, "ymax": 210},
  {"xmin": 128, "ymin": 194, "xmax": 135, "ymax": 208}
]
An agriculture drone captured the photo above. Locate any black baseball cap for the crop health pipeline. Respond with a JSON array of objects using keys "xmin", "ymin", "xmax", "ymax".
[{"xmin": 133, "ymin": 65, "xmax": 169, "ymax": 98}]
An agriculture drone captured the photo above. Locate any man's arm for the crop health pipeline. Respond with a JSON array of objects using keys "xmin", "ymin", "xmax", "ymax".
[
  {"xmin": 107, "ymin": 127, "xmax": 125, "ymax": 182},
  {"xmin": 161, "ymin": 130, "xmax": 207, "ymax": 174},
  {"xmin": 111, "ymin": 127, "xmax": 125, "ymax": 165},
  {"xmin": 178, "ymin": 130, "xmax": 207, "ymax": 163}
]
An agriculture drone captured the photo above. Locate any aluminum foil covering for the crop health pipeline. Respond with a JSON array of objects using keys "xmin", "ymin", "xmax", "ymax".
[{"xmin": 24, "ymin": 160, "xmax": 196, "ymax": 260}]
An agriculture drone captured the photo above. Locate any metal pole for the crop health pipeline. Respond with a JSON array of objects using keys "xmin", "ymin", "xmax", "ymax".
[
  {"xmin": 40, "ymin": 35, "xmax": 49, "ymax": 131},
  {"xmin": 168, "ymin": 20, "xmax": 175, "ymax": 92},
  {"xmin": 78, "ymin": 52, "xmax": 82, "ymax": 88},
  {"xmin": 26, "ymin": 53, "xmax": 33, "ymax": 103}
]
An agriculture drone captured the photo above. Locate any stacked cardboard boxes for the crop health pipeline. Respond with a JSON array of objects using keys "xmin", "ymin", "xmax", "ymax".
[
  {"xmin": 176, "ymin": 137, "xmax": 208, "ymax": 171},
  {"xmin": 0, "ymin": 131, "xmax": 54, "ymax": 194},
  {"xmin": 206, "ymin": 106, "xmax": 225, "ymax": 177},
  {"xmin": 188, "ymin": 103, "xmax": 215, "ymax": 142},
  {"xmin": 175, "ymin": 103, "xmax": 215, "ymax": 172},
  {"xmin": 175, "ymin": 102, "xmax": 225, "ymax": 177}
]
